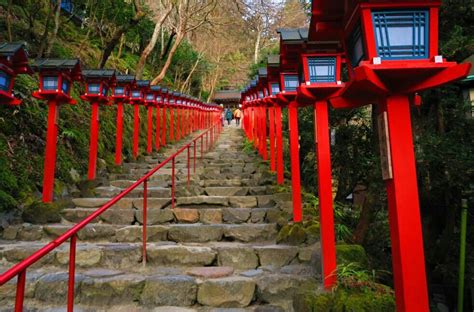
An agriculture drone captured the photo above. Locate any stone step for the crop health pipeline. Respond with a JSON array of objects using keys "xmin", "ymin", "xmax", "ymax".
[
  {"xmin": 0, "ymin": 268, "xmax": 319, "ymax": 310},
  {"xmin": 0, "ymin": 241, "xmax": 318, "ymax": 270},
  {"xmin": 2, "ymin": 223, "xmax": 279, "ymax": 243},
  {"xmin": 61, "ymin": 206, "xmax": 283, "ymax": 225}
]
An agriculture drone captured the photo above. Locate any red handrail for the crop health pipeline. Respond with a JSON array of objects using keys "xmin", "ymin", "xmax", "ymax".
[{"xmin": 0, "ymin": 120, "xmax": 222, "ymax": 312}]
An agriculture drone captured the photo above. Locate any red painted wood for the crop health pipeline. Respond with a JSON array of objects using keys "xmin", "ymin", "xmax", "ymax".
[
  {"xmin": 133, "ymin": 104, "xmax": 140, "ymax": 159},
  {"xmin": 314, "ymin": 101, "xmax": 337, "ymax": 289},
  {"xmin": 275, "ymin": 106, "xmax": 284, "ymax": 185},
  {"xmin": 288, "ymin": 101, "xmax": 302, "ymax": 222},
  {"xmin": 162, "ymin": 106, "xmax": 167, "ymax": 146},
  {"xmin": 42, "ymin": 101, "xmax": 59, "ymax": 202},
  {"xmin": 269, "ymin": 107, "xmax": 276, "ymax": 171},
  {"xmin": 176, "ymin": 108, "xmax": 181, "ymax": 141},
  {"xmin": 262, "ymin": 107, "xmax": 268, "ymax": 160},
  {"xmin": 383, "ymin": 95, "xmax": 429, "ymax": 312},
  {"xmin": 155, "ymin": 106, "xmax": 161, "ymax": 151},
  {"xmin": 170, "ymin": 108, "xmax": 175, "ymax": 142},
  {"xmin": 146, "ymin": 105, "xmax": 153, "ymax": 154},
  {"xmin": 115, "ymin": 103, "xmax": 124, "ymax": 165},
  {"xmin": 87, "ymin": 102, "xmax": 100, "ymax": 180}
]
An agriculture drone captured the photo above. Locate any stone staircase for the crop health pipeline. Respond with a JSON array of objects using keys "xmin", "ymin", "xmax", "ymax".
[{"xmin": 0, "ymin": 127, "xmax": 321, "ymax": 311}]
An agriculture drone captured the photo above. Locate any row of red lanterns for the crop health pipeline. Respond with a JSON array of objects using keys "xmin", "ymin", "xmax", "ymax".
[
  {"xmin": 240, "ymin": 0, "xmax": 471, "ymax": 311},
  {"xmin": 0, "ymin": 44, "xmax": 221, "ymax": 204}
]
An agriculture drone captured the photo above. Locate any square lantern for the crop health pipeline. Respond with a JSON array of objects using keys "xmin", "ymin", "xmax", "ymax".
[
  {"xmin": 150, "ymin": 86, "xmax": 161, "ymax": 104},
  {"xmin": 280, "ymin": 73, "xmax": 299, "ymax": 93},
  {"xmin": 343, "ymin": 2, "xmax": 438, "ymax": 70},
  {"xmin": 81, "ymin": 69, "xmax": 116, "ymax": 104},
  {"xmin": 301, "ymin": 55, "xmax": 342, "ymax": 84},
  {"xmin": 112, "ymin": 75, "xmax": 135, "ymax": 102},
  {"xmin": 0, "ymin": 42, "xmax": 32, "ymax": 105},
  {"xmin": 32, "ymin": 59, "xmax": 81, "ymax": 105},
  {"xmin": 130, "ymin": 80, "xmax": 150, "ymax": 104},
  {"xmin": 269, "ymin": 81, "xmax": 280, "ymax": 95}
]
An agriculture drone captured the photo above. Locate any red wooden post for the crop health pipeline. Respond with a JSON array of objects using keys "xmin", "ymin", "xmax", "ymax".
[
  {"xmin": 268, "ymin": 106, "xmax": 276, "ymax": 171},
  {"xmin": 262, "ymin": 106, "xmax": 268, "ymax": 160},
  {"xmin": 176, "ymin": 107, "xmax": 181, "ymax": 141},
  {"xmin": 67, "ymin": 234, "xmax": 77, "ymax": 312},
  {"xmin": 170, "ymin": 108, "xmax": 175, "ymax": 142},
  {"xmin": 15, "ymin": 270, "xmax": 26, "ymax": 312},
  {"xmin": 314, "ymin": 101, "xmax": 337, "ymax": 288},
  {"xmin": 288, "ymin": 101, "xmax": 302, "ymax": 222},
  {"xmin": 162, "ymin": 106, "xmax": 167, "ymax": 146},
  {"xmin": 143, "ymin": 179, "xmax": 148, "ymax": 265},
  {"xmin": 115, "ymin": 102, "xmax": 124, "ymax": 165},
  {"xmin": 87, "ymin": 102, "xmax": 100, "ymax": 180},
  {"xmin": 42, "ymin": 101, "xmax": 59, "ymax": 202},
  {"xmin": 146, "ymin": 104, "xmax": 153, "ymax": 154},
  {"xmin": 133, "ymin": 104, "xmax": 140, "ymax": 159},
  {"xmin": 382, "ymin": 95, "xmax": 429, "ymax": 311},
  {"xmin": 275, "ymin": 105, "xmax": 284, "ymax": 184},
  {"xmin": 155, "ymin": 105, "xmax": 161, "ymax": 151}
]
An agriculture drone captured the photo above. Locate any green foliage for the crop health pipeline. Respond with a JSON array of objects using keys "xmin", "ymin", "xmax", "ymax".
[{"xmin": 336, "ymin": 245, "xmax": 369, "ymax": 268}]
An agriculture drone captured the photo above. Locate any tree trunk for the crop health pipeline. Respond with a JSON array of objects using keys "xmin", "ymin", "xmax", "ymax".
[
  {"xmin": 6, "ymin": 0, "xmax": 13, "ymax": 42},
  {"xmin": 151, "ymin": 31, "xmax": 184, "ymax": 85},
  {"xmin": 45, "ymin": 0, "xmax": 62, "ymax": 57},
  {"xmin": 161, "ymin": 32, "xmax": 176, "ymax": 60},
  {"xmin": 206, "ymin": 67, "xmax": 221, "ymax": 102},
  {"xmin": 37, "ymin": 2, "xmax": 54, "ymax": 58},
  {"xmin": 180, "ymin": 53, "xmax": 202, "ymax": 92},
  {"xmin": 136, "ymin": 7, "xmax": 172, "ymax": 79},
  {"xmin": 253, "ymin": 27, "xmax": 262, "ymax": 64},
  {"xmin": 99, "ymin": 0, "xmax": 145, "ymax": 68}
]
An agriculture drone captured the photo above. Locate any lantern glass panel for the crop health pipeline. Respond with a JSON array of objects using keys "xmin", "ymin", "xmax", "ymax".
[
  {"xmin": 307, "ymin": 57, "xmax": 336, "ymax": 83},
  {"xmin": 62, "ymin": 79, "xmax": 70, "ymax": 94},
  {"xmin": 102, "ymin": 86, "xmax": 108, "ymax": 96},
  {"xmin": 43, "ymin": 76, "xmax": 58, "ymax": 90},
  {"xmin": 146, "ymin": 93, "xmax": 154, "ymax": 100},
  {"xmin": 115, "ymin": 87, "xmax": 124, "ymax": 95},
  {"xmin": 259, "ymin": 91, "xmax": 264, "ymax": 98},
  {"xmin": 132, "ymin": 90, "xmax": 141, "ymax": 98},
  {"xmin": 88, "ymin": 83, "xmax": 100, "ymax": 94},
  {"xmin": 348, "ymin": 22, "xmax": 366, "ymax": 67},
  {"xmin": 157, "ymin": 96, "xmax": 162, "ymax": 102},
  {"xmin": 283, "ymin": 75, "xmax": 299, "ymax": 91},
  {"xmin": 0, "ymin": 70, "xmax": 11, "ymax": 92},
  {"xmin": 372, "ymin": 10, "xmax": 428, "ymax": 59},
  {"xmin": 271, "ymin": 83, "xmax": 280, "ymax": 95}
]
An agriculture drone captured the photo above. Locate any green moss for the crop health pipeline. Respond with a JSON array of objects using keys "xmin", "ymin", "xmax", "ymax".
[
  {"xmin": 305, "ymin": 223, "xmax": 321, "ymax": 244},
  {"xmin": 277, "ymin": 223, "xmax": 307, "ymax": 245},
  {"xmin": 22, "ymin": 200, "xmax": 62, "ymax": 224},
  {"xmin": 336, "ymin": 244, "xmax": 369, "ymax": 268},
  {"xmin": 0, "ymin": 190, "xmax": 18, "ymax": 212}
]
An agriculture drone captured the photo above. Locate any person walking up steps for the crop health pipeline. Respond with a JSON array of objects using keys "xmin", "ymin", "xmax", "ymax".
[
  {"xmin": 234, "ymin": 107, "xmax": 242, "ymax": 126},
  {"xmin": 225, "ymin": 107, "xmax": 233, "ymax": 125}
]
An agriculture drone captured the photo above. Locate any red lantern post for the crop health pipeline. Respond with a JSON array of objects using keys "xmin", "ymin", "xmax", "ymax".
[
  {"xmin": 80, "ymin": 69, "xmax": 116, "ymax": 180},
  {"xmin": 111, "ymin": 75, "xmax": 135, "ymax": 165},
  {"xmin": 144, "ymin": 87, "xmax": 158, "ymax": 155},
  {"xmin": 32, "ymin": 59, "xmax": 82, "ymax": 202},
  {"xmin": 130, "ymin": 80, "xmax": 150, "ymax": 159},
  {"xmin": 0, "ymin": 42, "xmax": 32, "ymax": 106},
  {"xmin": 327, "ymin": 1, "xmax": 471, "ymax": 310}
]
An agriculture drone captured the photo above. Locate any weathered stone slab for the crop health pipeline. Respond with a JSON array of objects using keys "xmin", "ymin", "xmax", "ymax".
[
  {"xmin": 147, "ymin": 245, "xmax": 216, "ymax": 266},
  {"xmin": 256, "ymin": 275, "xmax": 318, "ymax": 303},
  {"xmin": 141, "ymin": 275, "xmax": 197, "ymax": 306},
  {"xmin": 77, "ymin": 224, "xmax": 116, "ymax": 241},
  {"xmin": 200, "ymin": 209, "xmax": 223, "ymax": 224},
  {"xmin": 206, "ymin": 187, "xmax": 248, "ymax": 197},
  {"xmin": 100, "ymin": 209, "xmax": 135, "ymax": 224},
  {"xmin": 135, "ymin": 209, "xmax": 174, "ymax": 225},
  {"xmin": 176, "ymin": 196, "xmax": 229, "ymax": 207},
  {"xmin": 255, "ymin": 246, "xmax": 298, "ymax": 268},
  {"xmin": 174, "ymin": 208, "xmax": 200, "ymax": 223},
  {"xmin": 186, "ymin": 266, "xmax": 234, "ymax": 278},
  {"xmin": 223, "ymin": 224, "xmax": 277, "ymax": 242},
  {"xmin": 56, "ymin": 245, "xmax": 102, "ymax": 267},
  {"xmin": 217, "ymin": 248, "xmax": 258, "ymax": 270},
  {"xmin": 115, "ymin": 225, "xmax": 168, "ymax": 242},
  {"xmin": 133, "ymin": 198, "xmax": 171, "ymax": 210},
  {"xmin": 168, "ymin": 224, "xmax": 223, "ymax": 242},
  {"xmin": 197, "ymin": 277, "xmax": 255, "ymax": 307},
  {"xmin": 101, "ymin": 244, "xmax": 142, "ymax": 268},
  {"xmin": 229, "ymin": 196, "xmax": 257, "ymax": 208},
  {"xmin": 222, "ymin": 209, "xmax": 251, "ymax": 224},
  {"xmin": 79, "ymin": 274, "xmax": 145, "ymax": 305}
]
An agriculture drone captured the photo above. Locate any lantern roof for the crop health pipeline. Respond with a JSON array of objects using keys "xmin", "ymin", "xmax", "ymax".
[
  {"xmin": 82, "ymin": 69, "xmax": 115, "ymax": 79},
  {"xmin": 32, "ymin": 59, "xmax": 81, "ymax": 80},
  {"xmin": 258, "ymin": 68, "xmax": 267, "ymax": 78},
  {"xmin": 136, "ymin": 80, "xmax": 150, "ymax": 88},
  {"xmin": 268, "ymin": 55, "xmax": 280, "ymax": 67},
  {"xmin": 276, "ymin": 28, "xmax": 308, "ymax": 44},
  {"xmin": 115, "ymin": 75, "xmax": 135, "ymax": 85},
  {"xmin": 161, "ymin": 88, "xmax": 168, "ymax": 93},
  {"xmin": 0, "ymin": 42, "xmax": 32, "ymax": 75},
  {"xmin": 308, "ymin": 0, "xmax": 344, "ymax": 42}
]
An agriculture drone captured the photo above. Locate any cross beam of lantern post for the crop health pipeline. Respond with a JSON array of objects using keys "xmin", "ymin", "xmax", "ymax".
[
  {"xmin": 32, "ymin": 59, "xmax": 82, "ymax": 203},
  {"xmin": 0, "ymin": 42, "xmax": 32, "ymax": 106},
  {"xmin": 111, "ymin": 75, "xmax": 135, "ymax": 166},
  {"xmin": 324, "ymin": 0, "xmax": 471, "ymax": 310},
  {"xmin": 80, "ymin": 69, "xmax": 116, "ymax": 180}
]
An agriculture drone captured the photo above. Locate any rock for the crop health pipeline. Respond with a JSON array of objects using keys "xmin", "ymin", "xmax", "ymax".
[
  {"xmin": 101, "ymin": 244, "xmax": 142, "ymax": 268},
  {"xmin": 133, "ymin": 198, "xmax": 171, "ymax": 210},
  {"xmin": 136, "ymin": 209, "xmax": 175, "ymax": 225},
  {"xmin": 73, "ymin": 198, "xmax": 110, "ymax": 208},
  {"xmin": 79, "ymin": 274, "xmax": 145, "ymax": 305},
  {"xmin": 82, "ymin": 269, "xmax": 123, "ymax": 278},
  {"xmin": 186, "ymin": 266, "xmax": 234, "ymax": 278},
  {"xmin": 240, "ymin": 269, "xmax": 263, "ymax": 278},
  {"xmin": 206, "ymin": 187, "xmax": 248, "ymax": 197},
  {"xmin": 100, "ymin": 209, "xmax": 135, "ymax": 224},
  {"xmin": 43, "ymin": 225, "xmax": 70, "ymax": 238},
  {"xmin": 176, "ymin": 196, "xmax": 229, "ymax": 207},
  {"xmin": 255, "ymin": 246, "xmax": 298, "ymax": 268},
  {"xmin": 223, "ymin": 224, "xmax": 277, "ymax": 242},
  {"xmin": 217, "ymin": 247, "xmax": 259, "ymax": 270},
  {"xmin": 174, "ymin": 208, "xmax": 200, "ymax": 223},
  {"xmin": 141, "ymin": 275, "xmax": 197, "ymax": 306},
  {"xmin": 115, "ymin": 225, "xmax": 168, "ymax": 242},
  {"xmin": 197, "ymin": 277, "xmax": 255, "ymax": 308},
  {"xmin": 69, "ymin": 168, "xmax": 81, "ymax": 183},
  {"xmin": 168, "ymin": 224, "xmax": 223, "ymax": 243},
  {"xmin": 257, "ymin": 196, "xmax": 276, "ymax": 208},
  {"xmin": 17, "ymin": 224, "xmax": 43, "ymax": 241},
  {"xmin": 336, "ymin": 244, "xmax": 368, "ymax": 268},
  {"xmin": 35, "ymin": 272, "xmax": 86, "ymax": 304},
  {"xmin": 2, "ymin": 226, "xmax": 19, "ymax": 240},
  {"xmin": 200, "ymin": 209, "xmax": 223, "ymax": 224},
  {"xmin": 265, "ymin": 210, "xmax": 285, "ymax": 224},
  {"xmin": 147, "ymin": 245, "xmax": 216, "ymax": 266},
  {"xmin": 304, "ymin": 224, "xmax": 320, "ymax": 244},
  {"xmin": 280, "ymin": 264, "xmax": 314, "ymax": 276},
  {"xmin": 276, "ymin": 224, "xmax": 307, "ymax": 245},
  {"xmin": 229, "ymin": 196, "xmax": 257, "ymax": 208},
  {"xmin": 3, "ymin": 244, "xmax": 55, "ymax": 266},
  {"xmin": 222, "ymin": 209, "xmax": 250, "ymax": 223},
  {"xmin": 250, "ymin": 209, "xmax": 267, "ymax": 223},
  {"xmin": 56, "ymin": 245, "xmax": 102, "ymax": 267},
  {"xmin": 77, "ymin": 224, "xmax": 116, "ymax": 241},
  {"xmin": 298, "ymin": 246, "xmax": 316, "ymax": 262},
  {"xmin": 249, "ymin": 186, "xmax": 268, "ymax": 195},
  {"xmin": 254, "ymin": 305, "xmax": 286, "ymax": 312},
  {"xmin": 152, "ymin": 307, "xmax": 197, "ymax": 312},
  {"xmin": 256, "ymin": 275, "xmax": 318, "ymax": 303}
]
